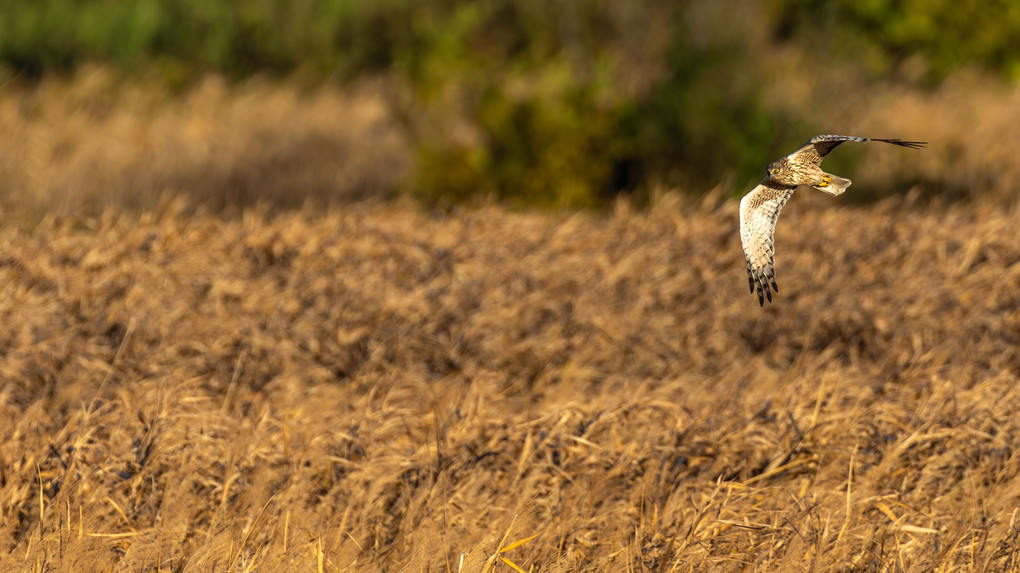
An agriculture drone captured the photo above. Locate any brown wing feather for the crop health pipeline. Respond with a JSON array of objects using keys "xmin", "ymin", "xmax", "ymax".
[
  {"xmin": 787, "ymin": 135, "xmax": 928, "ymax": 166},
  {"xmin": 739, "ymin": 180, "xmax": 796, "ymax": 306}
]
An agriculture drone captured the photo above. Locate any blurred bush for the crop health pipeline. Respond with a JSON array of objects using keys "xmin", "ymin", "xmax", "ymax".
[
  {"xmin": 0, "ymin": 0, "xmax": 1014, "ymax": 206},
  {"xmin": 403, "ymin": 2, "xmax": 804, "ymax": 207},
  {"xmin": 772, "ymin": 0, "xmax": 1020, "ymax": 83}
]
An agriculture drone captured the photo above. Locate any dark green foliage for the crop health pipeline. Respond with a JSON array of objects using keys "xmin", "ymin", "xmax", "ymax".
[
  {"xmin": 0, "ymin": 0, "xmax": 415, "ymax": 79},
  {"xmin": 772, "ymin": 0, "xmax": 1020, "ymax": 82},
  {"xmin": 401, "ymin": 1, "xmax": 794, "ymax": 206},
  {"xmin": 413, "ymin": 61, "xmax": 626, "ymax": 208}
]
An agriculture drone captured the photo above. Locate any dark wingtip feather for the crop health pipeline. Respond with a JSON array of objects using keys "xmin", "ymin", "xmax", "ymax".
[
  {"xmin": 874, "ymin": 138, "xmax": 927, "ymax": 150},
  {"xmin": 749, "ymin": 271, "xmax": 777, "ymax": 306}
]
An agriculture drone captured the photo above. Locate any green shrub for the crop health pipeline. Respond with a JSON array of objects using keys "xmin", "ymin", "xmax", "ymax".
[
  {"xmin": 772, "ymin": 0, "xmax": 1020, "ymax": 82},
  {"xmin": 402, "ymin": 0, "xmax": 802, "ymax": 206},
  {"xmin": 0, "ymin": 0, "xmax": 414, "ymax": 79}
]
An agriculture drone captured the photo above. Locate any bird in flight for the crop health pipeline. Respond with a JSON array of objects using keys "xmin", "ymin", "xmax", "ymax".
[{"xmin": 739, "ymin": 135, "xmax": 926, "ymax": 306}]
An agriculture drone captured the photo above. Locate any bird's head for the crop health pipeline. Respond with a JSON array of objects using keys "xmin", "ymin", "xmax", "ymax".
[{"xmin": 766, "ymin": 158, "xmax": 786, "ymax": 180}]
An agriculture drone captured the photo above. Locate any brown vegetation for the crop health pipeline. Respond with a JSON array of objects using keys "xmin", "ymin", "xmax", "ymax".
[
  {"xmin": 3, "ymin": 64, "xmax": 1020, "ymax": 224},
  {"xmin": 1, "ymin": 188, "xmax": 1019, "ymax": 570},
  {"xmin": 0, "ymin": 69, "xmax": 409, "ymax": 222},
  {"xmin": 2, "ymin": 66, "xmax": 1020, "ymax": 571}
]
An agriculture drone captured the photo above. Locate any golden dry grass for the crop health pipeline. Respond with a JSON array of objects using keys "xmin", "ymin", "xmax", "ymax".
[
  {"xmin": 1, "ymin": 191, "xmax": 1019, "ymax": 571},
  {"xmin": 2, "ymin": 68, "xmax": 1020, "ymax": 571},
  {"xmin": 0, "ymin": 68, "xmax": 409, "ymax": 222},
  {"xmin": 3, "ymin": 64, "xmax": 1020, "ymax": 227}
]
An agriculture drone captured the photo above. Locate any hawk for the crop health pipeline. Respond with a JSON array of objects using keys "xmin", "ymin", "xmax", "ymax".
[{"xmin": 739, "ymin": 135, "xmax": 926, "ymax": 306}]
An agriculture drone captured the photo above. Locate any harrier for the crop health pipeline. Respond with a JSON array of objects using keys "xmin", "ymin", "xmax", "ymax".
[{"xmin": 739, "ymin": 135, "xmax": 926, "ymax": 306}]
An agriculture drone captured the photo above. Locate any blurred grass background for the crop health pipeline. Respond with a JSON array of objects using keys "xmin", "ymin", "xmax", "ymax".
[{"xmin": 0, "ymin": 0, "xmax": 1018, "ymax": 211}]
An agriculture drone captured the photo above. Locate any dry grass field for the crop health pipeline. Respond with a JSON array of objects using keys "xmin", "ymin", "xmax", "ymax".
[
  {"xmin": 1, "ymin": 69, "xmax": 1020, "ymax": 571},
  {"xmin": 1, "ymin": 189, "xmax": 1019, "ymax": 571}
]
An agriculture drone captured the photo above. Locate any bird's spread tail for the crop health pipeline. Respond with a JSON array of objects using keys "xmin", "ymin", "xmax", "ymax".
[{"xmin": 814, "ymin": 173, "xmax": 851, "ymax": 196}]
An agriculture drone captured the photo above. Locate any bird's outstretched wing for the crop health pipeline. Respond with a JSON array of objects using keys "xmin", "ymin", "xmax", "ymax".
[
  {"xmin": 739, "ymin": 180, "xmax": 796, "ymax": 306},
  {"xmin": 741, "ymin": 134, "xmax": 925, "ymax": 305},
  {"xmin": 790, "ymin": 135, "xmax": 927, "ymax": 162}
]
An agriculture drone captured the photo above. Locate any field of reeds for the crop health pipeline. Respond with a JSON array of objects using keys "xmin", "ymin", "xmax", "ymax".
[
  {"xmin": 3, "ymin": 1, "xmax": 1020, "ymax": 569},
  {"xmin": 3, "ymin": 12, "xmax": 1020, "ymax": 562},
  {"xmin": 1, "ymin": 178, "xmax": 1019, "ymax": 570}
]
